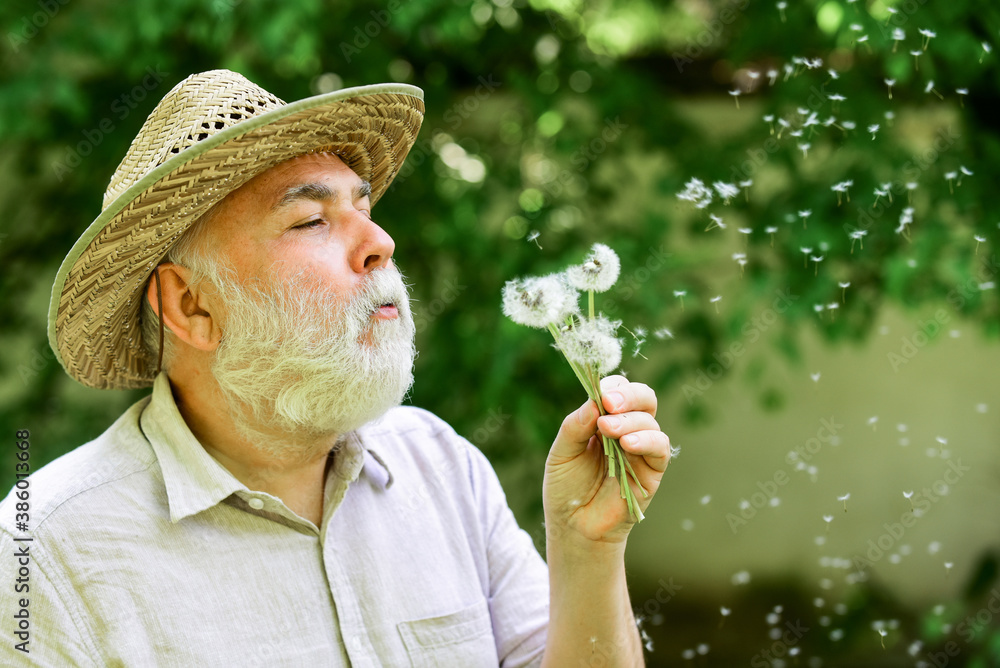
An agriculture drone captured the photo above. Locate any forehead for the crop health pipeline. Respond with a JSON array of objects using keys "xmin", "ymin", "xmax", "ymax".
[{"xmin": 228, "ymin": 152, "xmax": 362, "ymax": 208}]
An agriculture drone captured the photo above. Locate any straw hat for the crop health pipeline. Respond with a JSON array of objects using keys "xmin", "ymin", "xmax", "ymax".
[{"xmin": 47, "ymin": 69, "xmax": 424, "ymax": 390}]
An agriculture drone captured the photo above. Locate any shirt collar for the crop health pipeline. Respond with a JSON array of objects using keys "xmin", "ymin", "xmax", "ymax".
[{"xmin": 140, "ymin": 373, "xmax": 394, "ymax": 524}]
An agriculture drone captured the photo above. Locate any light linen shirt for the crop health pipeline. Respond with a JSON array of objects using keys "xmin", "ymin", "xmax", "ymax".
[{"xmin": 0, "ymin": 373, "xmax": 549, "ymax": 667}]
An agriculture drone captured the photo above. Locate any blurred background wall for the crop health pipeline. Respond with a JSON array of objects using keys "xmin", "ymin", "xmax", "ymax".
[{"xmin": 2, "ymin": 0, "xmax": 999, "ymax": 664}]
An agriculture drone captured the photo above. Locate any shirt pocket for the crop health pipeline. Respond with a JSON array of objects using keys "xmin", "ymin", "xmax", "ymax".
[{"xmin": 397, "ymin": 598, "xmax": 499, "ymax": 668}]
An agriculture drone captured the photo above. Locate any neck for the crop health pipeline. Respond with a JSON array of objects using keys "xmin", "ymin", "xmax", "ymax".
[{"xmin": 166, "ymin": 362, "xmax": 337, "ymax": 526}]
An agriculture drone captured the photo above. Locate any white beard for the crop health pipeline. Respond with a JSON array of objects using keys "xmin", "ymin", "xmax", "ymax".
[{"xmin": 207, "ymin": 262, "xmax": 416, "ymax": 461}]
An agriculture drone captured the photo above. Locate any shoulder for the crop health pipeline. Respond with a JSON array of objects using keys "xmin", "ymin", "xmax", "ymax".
[{"xmin": 0, "ymin": 397, "xmax": 158, "ymax": 535}]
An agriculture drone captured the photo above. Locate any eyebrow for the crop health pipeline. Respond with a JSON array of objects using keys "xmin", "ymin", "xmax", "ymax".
[{"xmin": 271, "ymin": 180, "xmax": 372, "ymax": 212}]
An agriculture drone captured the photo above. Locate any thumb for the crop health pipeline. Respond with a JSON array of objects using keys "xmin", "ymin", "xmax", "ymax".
[{"xmin": 550, "ymin": 399, "xmax": 599, "ymax": 459}]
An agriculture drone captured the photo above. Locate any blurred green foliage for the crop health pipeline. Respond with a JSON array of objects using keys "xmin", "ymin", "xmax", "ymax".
[{"xmin": 2, "ymin": 0, "xmax": 999, "ymax": 663}]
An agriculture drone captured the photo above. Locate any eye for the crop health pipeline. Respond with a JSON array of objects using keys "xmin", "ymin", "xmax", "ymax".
[{"xmin": 292, "ymin": 217, "xmax": 325, "ymax": 230}]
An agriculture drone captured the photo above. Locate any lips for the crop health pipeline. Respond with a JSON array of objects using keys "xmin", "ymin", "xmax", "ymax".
[{"xmin": 374, "ymin": 302, "xmax": 398, "ymax": 319}]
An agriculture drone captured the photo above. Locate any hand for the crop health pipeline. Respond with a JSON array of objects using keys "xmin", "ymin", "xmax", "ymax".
[{"xmin": 543, "ymin": 375, "xmax": 671, "ymax": 546}]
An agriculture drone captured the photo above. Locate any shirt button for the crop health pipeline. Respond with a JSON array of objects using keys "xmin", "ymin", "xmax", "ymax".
[{"xmin": 248, "ymin": 498, "xmax": 264, "ymax": 510}]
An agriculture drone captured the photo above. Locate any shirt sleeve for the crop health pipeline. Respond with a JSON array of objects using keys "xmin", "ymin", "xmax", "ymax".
[
  {"xmin": 0, "ymin": 530, "xmax": 99, "ymax": 667},
  {"xmin": 464, "ymin": 445, "xmax": 549, "ymax": 668}
]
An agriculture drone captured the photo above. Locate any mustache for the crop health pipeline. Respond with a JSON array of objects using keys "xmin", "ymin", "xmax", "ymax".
[{"xmin": 340, "ymin": 264, "xmax": 411, "ymax": 318}]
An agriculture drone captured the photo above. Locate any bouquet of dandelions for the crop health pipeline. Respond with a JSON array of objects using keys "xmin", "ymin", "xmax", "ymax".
[{"xmin": 502, "ymin": 243, "xmax": 649, "ymax": 522}]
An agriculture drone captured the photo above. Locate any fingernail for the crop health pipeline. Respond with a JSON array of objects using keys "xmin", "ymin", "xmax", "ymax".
[
  {"xmin": 604, "ymin": 416, "xmax": 621, "ymax": 430},
  {"xmin": 606, "ymin": 392, "xmax": 624, "ymax": 411},
  {"xmin": 577, "ymin": 402, "xmax": 594, "ymax": 425},
  {"xmin": 622, "ymin": 434, "xmax": 637, "ymax": 447}
]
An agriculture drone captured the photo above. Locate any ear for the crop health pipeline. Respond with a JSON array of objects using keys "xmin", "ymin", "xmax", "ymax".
[{"xmin": 145, "ymin": 263, "xmax": 222, "ymax": 352}]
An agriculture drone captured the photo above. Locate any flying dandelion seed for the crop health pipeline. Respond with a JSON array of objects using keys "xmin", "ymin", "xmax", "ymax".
[
  {"xmin": 910, "ymin": 49, "xmax": 922, "ymax": 70},
  {"xmin": 710, "ymin": 295, "xmax": 722, "ymax": 313},
  {"xmin": 828, "ymin": 68, "xmax": 839, "ymax": 80},
  {"xmin": 526, "ymin": 230, "xmax": 542, "ymax": 249},
  {"xmin": 767, "ymin": 68, "xmax": 779, "ymax": 85},
  {"xmin": 884, "ymin": 78, "xmax": 895, "ymax": 99},
  {"xmin": 974, "ymin": 234, "xmax": 986, "ymax": 254},
  {"xmin": 944, "ymin": 561, "xmax": 954, "ymax": 576},
  {"xmin": 904, "ymin": 491, "xmax": 914, "ymax": 510},
  {"xmin": 868, "ymin": 415, "xmax": 878, "ymax": 430},
  {"xmin": 765, "ymin": 225, "xmax": 778, "ymax": 247},
  {"xmin": 776, "ymin": 117, "xmax": 791, "ymax": 138},
  {"xmin": 919, "ymin": 28, "xmax": 936, "ymax": 51},
  {"xmin": 798, "ymin": 209, "xmax": 812, "ymax": 229},
  {"xmin": 739, "ymin": 179, "xmax": 753, "ymax": 201},
  {"xmin": 891, "ymin": 28, "xmax": 905, "ymax": 52},
  {"xmin": 673, "ymin": 290, "xmax": 687, "ymax": 311},
  {"xmin": 873, "ymin": 185, "xmax": 890, "ymax": 207},
  {"xmin": 924, "ymin": 80, "xmax": 943, "ymax": 100},
  {"xmin": 800, "ymin": 246, "xmax": 813, "ymax": 267},
  {"xmin": 776, "ymin": 0, "xmax": 787, "ymax": 21},
  {"xmin": 958, "ymin": 165, "xmax": 973, "ymax": 185},
  {"xmin": 906, "ymin": 181, "xmax": 917, "ymax": 204},
  {"xmin": 945, "ymin": 171, "xmax": 957, "ymax": 193},
  {"xmin": 838, "ymin": 493, "xmax": 850, "ymax": 512},
  {"xmin": 885, "ymin": 110, "xmax": 895, "ymax": 126},
  {"xmin": 653, "ymin": 327, "xmax": 674, "ymax": 340},
  {"xmin": 811, "ymin": 255, "xmax": 824, "ymax": 275},
  {"xmin": 868, "ymin": 123, "xmax": 880, "ymax": 140},
  {"xmin": 823, "ymin": 514, "xmax": 833, "ymax": 531},
  {"xmin": 981, "ymin": 42, "xmax": 992, "ymax": 63},
  {"xmin": 706, "ymin": 214, "xmax": 726, "ymax": 232},
  {"xmin": 839, "ymin": 281, "xmax": 850, "ymax": 303},
  {"xmin": 714, "ymin": 181, "xmax": 740, "ymax": 204},
  {"xmin": 956, "ymin": 88, "xmax": 968, "ymax": 107},
  {"xmin": 798, "ymin": 142, "xmax": 811, "ymax": 158},
  {"xmin": 677, "ymin": 178, "xmax": 714, "ymax": 209},
  {"xmin": 849, "ymin": 229, "xmax": 867, "ymax": 253},
  {"xmin": 763, "ymin": 114, "xmax": 775, "ymax": 135},
  {"xmin": 810, "ymin": 372, "xmax": 821, "ymax": 382}
]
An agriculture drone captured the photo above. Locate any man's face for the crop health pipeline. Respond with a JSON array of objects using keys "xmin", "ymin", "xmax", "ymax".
[
  {"xmin": 204, "ymin": 151, "xmax": 398, "ymax": 316},
  {"xmin": 190, "ymin": 152, "xmax": 416, "ymax": 455}
]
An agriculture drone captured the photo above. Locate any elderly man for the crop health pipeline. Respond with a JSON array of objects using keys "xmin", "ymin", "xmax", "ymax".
[{"xmin": 1, "ymin": 70, "xmax": 670, "ymax": 666}]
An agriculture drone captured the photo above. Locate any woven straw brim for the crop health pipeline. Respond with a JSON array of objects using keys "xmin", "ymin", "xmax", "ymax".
[{"xmin": 49, "ymin": 83, "xmax": 424, "ymax": 390}]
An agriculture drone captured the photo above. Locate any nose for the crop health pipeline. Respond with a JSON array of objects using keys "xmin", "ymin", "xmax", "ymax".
[{"xmin": 352, "ymin": 215, "xmax": 396, "ymax": 274}]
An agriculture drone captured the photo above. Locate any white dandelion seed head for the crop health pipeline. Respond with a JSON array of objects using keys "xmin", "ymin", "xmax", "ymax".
[
  {"xmin": 857, "ymin": 35, "xmax": 869, "ymax": 43},
  {"xmin": 502, "ymin": 274, "xmax": 579, "ymax": 329},
  {"xmin": 956, "ymin": 88, "xmax": 968, "ymax": 95},
  {"xmin": 837, "ymin": 493, "xmax": 850, "ymax": 502},
  {"xmin": 960, "ymin": 165, "xmax": 973, "ymax": 176},
  {"xmin": 565, "ymin": 243, "xmax": 621, "ymax": 293},
  {"xmin": 673, "ymin": 290, "xmax": 687, "ymax": 297},
  {"xmin": 839, "ymin": 281, "xmax": 851, "ymax": 288},
  {"xmin": 720, "ymin": 606, "xmax": 731, "ymax": 616},
  {"xmin": 850, "ymin": 23, "xmax": 862, "ymax": 31},
  {"xmin": 765, "ymin": 226, "xmax": 778, "ymax": 233},
  {"xmin": 919, "ymin": 28, "xmax": 936, "ymax": 39},
  {"xmin": 925, "ymin": 80, "xmax": 936, "ymax": 94},
  {"xmin": 910, "ymin": 49, "xmax": 922, "ymax": 57},
  {"xmin": 903, "ymin": 491, "xmax": 914, "ymax": 499},
  {"xmin": 945, "ymin": 171, "xmax": 958, "ymax": 180},
  {"xmin": 906, "ymin": 181, "xmax": 918, "ymax": 190},
  {"xmin": 739, "ymin": 179, "xmax": 753, "ymax": 188},
  {"xmin": 710, "ymin": 295, "xmax": 722, "ymax": 303},
  {"xmin": 892, "ymin": 28, "xmax": 905, "ymax": 41},
  {"xmin": 557, "ymin": 316, "xmax": 623, "ymax": 374},
  {"xmin": 828, "ymin": 93, "xmax": 846, "ymax": 102},
  {"xmin": 974, "ymin": 234, "xmax": 986, "ymax": 243},
  {"xmin": 823, "ymin": 514, "xmax": 833, "ymax": 523},
  {"xmin": 842, "ymin": 120, "xmax": 857, "ymax": 130},
  {"xmin": 983, "ymin": 42, "xmax": 993, "ymax": 54}
]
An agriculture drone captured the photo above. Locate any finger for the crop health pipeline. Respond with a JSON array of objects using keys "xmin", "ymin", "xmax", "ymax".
[
  {"xmin": 619, "ymin": 430, "xmax": 672, "ymax": 472},
  {"xmin": 549, "ymin": 399, "xmax": 599, "ymax": 460},
  {"xmin": 597, "ymin": 411, "xmax": 660, "ymax": 440},
  {"xmin": 599, "ymin": 377, "xmax": 658, "ymax": 418}
]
